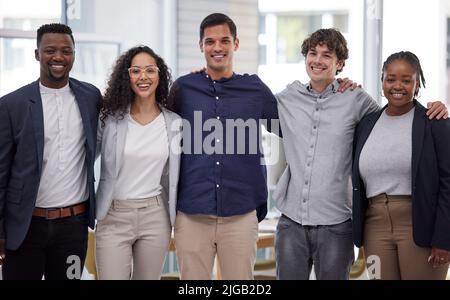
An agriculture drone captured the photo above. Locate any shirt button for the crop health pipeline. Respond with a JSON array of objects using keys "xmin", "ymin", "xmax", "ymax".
[
  {"xmin": 215, "ymin": 96, "xmax": 219, "ymax": 100},
  {"xmin": 216, "ymin": 162, "xmax": 220, "ymax": 165},
  {"xmin": 206, "ymin": 75, "xmax": 209, "ymax": 78},
  {"xmin": 307, "ymin": 163, "xmax": 311, "ymax": 167},
  {"xmin": 316, "ymin": 108, "xmax": 319, "ymax": 111},
  {"xmin": 313, "ymin": 126, "xmax": 317, "ymax": 129},
  {"xmin": 213, "ymin": 81, "xmax": 216, "ymax": 84},
  {"xmin": 310, "ymin": 145, "xmax": 314, "ymax": 148},
  {"xmin": 216, "ymin": 184, "xmax": 220, "ymax": 188},
  {"xmin": 303, "ymin": 199, "xmax": 307, "ymax": 203},
  {"xmin": 216, "ymin": 139, "xmax": 221, "ymax": 143},
  {"xmin": 305, "ymin": 181, "xmax": 308, "ymax": 185},
  {"xmin": 217, "ymin": 116, "xmax": 220, "ymax": 120}
]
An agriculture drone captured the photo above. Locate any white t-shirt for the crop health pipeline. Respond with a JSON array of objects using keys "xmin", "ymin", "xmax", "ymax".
[
  {"xmin": 113, "ymin": 113, "xmax": 169, "ymax": 201},
  {"xmin": 359, "ymin": 108, "xmax": 414, "ymax": 198}
]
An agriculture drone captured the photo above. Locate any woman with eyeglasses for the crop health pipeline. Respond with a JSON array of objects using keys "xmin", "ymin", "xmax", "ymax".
[{"xmin": 95, "ymin": 46, "xmax": 181, "ymax": 279}]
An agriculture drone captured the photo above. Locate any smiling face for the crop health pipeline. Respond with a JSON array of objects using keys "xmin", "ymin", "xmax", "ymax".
[
  {"xmin": 383, "ymin": 59, "xmax": 418, "ymax": 115},
  {"xmin": 129, "ymin": 52, "xmax": 160, "ymax": 101},
  {"xmin": 305, "ymin": 43, "xmax": 343, "ymax": 93},
  {"xmin": 35, "ymin": 33, "xmax": 75, "ymax": 89},
  {"xmin": 200, "ymin": 24, "xmax": 239, "ymax": 80}
]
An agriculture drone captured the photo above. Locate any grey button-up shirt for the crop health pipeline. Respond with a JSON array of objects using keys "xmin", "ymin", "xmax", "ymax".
[{"xmin": 273, "ymin": 80, "xmax": 380, "ymax": 225}]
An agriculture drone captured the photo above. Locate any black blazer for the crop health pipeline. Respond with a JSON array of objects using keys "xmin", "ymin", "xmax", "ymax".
[
  {"xmin": 352, "ymin": 101, "xmax": 450, "ymax": 251},
  {"xmin": 0, "ymin": 79, "xmax": 101, "ymax": 250}
]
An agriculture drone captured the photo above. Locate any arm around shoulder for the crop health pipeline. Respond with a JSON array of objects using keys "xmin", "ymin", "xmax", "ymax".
[
  {"xmin": 354, "ymin": 89, "xmax": 380, "ymax": 122},
  {"xmin": 167, "ymin": 80, "xmax": 181, "ymax": 114}
]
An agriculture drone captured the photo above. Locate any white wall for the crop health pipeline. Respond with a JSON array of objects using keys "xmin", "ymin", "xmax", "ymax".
[
  {"xmin": 92, "ymin": 0, "xmax": 162, "ymax": 53},
  {"xmin": 177, "ymin": 0, "xmax": 259, "ymax": 77},
  {"xmin": 383, "ymin": 0, "xmax": 447, "ymax": 105},
  {"xmin": 0, "ymin": 0, "xmax": 60, "ymax": 23},
  {"xmin": 446, "ymin": 0, "xmax": 450, "ymax": 14}
]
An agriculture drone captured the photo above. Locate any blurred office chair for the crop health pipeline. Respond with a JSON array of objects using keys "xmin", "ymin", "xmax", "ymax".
[
  {"xmin": 253, "ymin": 233, "xmax": 276, "ymax": 280},
  {"xmin": 161, "ymin": 239, "xmax": 180, "ymax": 280},
  {"xmin": 349, "ymin": 247, "xmax": 366, "ymax": 279},
  {"xmin": 84, "ymin": 231, "xmax": 97, "ymax": 279}
]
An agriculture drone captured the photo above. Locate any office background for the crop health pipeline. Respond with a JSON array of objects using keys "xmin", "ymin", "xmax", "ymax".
[{"xmin": 1, "ymin": 0, "xmax": 450, "ymax": 278}]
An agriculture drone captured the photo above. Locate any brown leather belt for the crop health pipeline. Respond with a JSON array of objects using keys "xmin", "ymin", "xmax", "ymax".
[{"xmin": 32, "ymin": 202, "xmax": 87, "ymax": 220}]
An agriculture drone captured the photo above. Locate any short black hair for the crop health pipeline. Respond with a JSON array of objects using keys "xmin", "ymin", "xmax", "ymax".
[
  {"xmin": 301, "ymin": 28, "xmax": 349, "ymax": 75},
  {"xmin": 382, "ymin": 51, "xmax": 426, "ymax": 97},
  {"xmin": 199, "ymin": 13, "xmax": 237, "ymax": 42},
  {"xmin": 37, "ymin": 23, "xmax": 75, "ymax": 47}
]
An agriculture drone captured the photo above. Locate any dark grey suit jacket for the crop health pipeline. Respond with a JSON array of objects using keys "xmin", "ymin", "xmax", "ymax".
[{"xmin": 0, "ymin": 78, "xmax": 101, "ymax": 250}]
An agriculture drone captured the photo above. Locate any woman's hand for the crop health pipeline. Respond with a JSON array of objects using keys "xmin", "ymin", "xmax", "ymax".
[
  {"xmin": 428, "ymin": 247, "xmax": 450, "ymax": 268},
  {"xmin": 190, "ymin": 67, "xmax": 206, "ymax": 74},
  {"xmin": 0, "ymin": 239, "xmax": 5, "ymax": 266}
]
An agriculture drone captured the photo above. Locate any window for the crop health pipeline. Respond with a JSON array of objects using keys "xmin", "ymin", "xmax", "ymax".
[
  {"xmin": 0, "ymin": 0, "xmax": 120, "ymax": 96},
  {"xmin": 333, "ymin": 14, "xmax": 349, "ymax": 32},
  {"xmin": 259, "ymin": 12, "xmax": 349, "ymax": 66},
  {"xmin": 72, "ymin": 42, "xmax": 120, "ymax": 92},
  {"xmin": 0, "ymin": 37, "xmax": 38, "ymax": 96},
  {"xmin": 0, "ymin": 0, "xmax": 62, "ymax": 96},
  {"xmin": 276, "ymin": 15, "xmax": 321, "ymax": 64},
  {"xmin": 0, "ymin": 0, "xmax": 61, "ymax": 31}
]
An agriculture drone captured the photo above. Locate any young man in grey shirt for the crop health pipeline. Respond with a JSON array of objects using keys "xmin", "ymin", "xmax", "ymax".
[{"xmin": 273, "ymin": 28, "xmax": 447, "ymax": 280}]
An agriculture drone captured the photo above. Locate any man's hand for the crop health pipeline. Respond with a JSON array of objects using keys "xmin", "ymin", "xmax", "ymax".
[
  {"xmin": 426, "ymin": 101, "xmax": 448, "ymax": 120},
  {"xmin": 0, "ymin": 239, "xmax": 5, "ymax": 266},
  {"xmin": 428, "ymin": 247, "xmax": 450, "ymax": 268},
  {"xmin": 190, "ymin": 67, "xmax": 206, "ymax": 74},
  {"xmin": 336, "ymin": 78, "xmax": 361, "ymax": 93}
]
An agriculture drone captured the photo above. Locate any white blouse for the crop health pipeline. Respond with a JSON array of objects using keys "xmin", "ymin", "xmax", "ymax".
[{"xmin": 113, "ymin": 113, "xmax": 169, "ymax": 201}]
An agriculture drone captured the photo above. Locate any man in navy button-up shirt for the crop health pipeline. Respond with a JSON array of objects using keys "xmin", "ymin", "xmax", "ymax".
[{"xmin": 170, "ymin": 13, "xmax": 278, "ymax": 280}]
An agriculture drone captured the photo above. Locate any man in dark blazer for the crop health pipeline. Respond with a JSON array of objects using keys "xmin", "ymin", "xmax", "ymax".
[{"xmin": 0, "ymin": 23, "xmax": 100, "ymax": 279}]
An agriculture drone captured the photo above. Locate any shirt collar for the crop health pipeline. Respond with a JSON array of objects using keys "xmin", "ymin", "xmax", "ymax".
[
  {"xmin": 39, "ymin": 81, "xmax": 71, "ymax": 94},
  {"xmin": 202, "ymin": 71, "xmax": 237, "ymax": 83},
  {"xmin": 306, "ymin": 80, "xmax": 338, "ymax": 96}
]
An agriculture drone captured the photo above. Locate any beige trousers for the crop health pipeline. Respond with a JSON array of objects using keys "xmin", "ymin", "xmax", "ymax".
[
  {"xmin": 95, "ymin": 196, "xmax": 171, "ymax": 280},
  {"xmin": 174, "ymin": 210, "xmax": 258, "ymax": 280},
  {"xmin": 364, "ymin": 194, "xmax": 449, "ymax": 280}
]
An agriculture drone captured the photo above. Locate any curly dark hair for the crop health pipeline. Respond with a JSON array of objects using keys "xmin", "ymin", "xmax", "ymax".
[
  {"xmin": 301, "ymin": 28, "xmax": 349, "ymax": 75},
  {"xmin": 100, "ymin": 46, "xmax": 172, "ymax": 126}
]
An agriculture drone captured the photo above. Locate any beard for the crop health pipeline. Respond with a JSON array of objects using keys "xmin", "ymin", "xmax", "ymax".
[{"xmin": 48, "ymin": 68, "xmax": 68, "ymax": 82}]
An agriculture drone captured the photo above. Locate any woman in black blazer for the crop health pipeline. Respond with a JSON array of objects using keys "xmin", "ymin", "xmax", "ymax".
[{"xmin": 352, "ymin": 51, "xmax": 450, "ymax": 279}]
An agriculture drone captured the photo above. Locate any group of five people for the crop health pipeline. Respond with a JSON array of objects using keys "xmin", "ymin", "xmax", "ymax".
[{"xmin": 0, "ymin": 13, "xmax": 449, "ymax": 280}]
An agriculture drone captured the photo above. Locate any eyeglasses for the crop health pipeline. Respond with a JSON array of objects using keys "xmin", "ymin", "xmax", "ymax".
[{"xmin": 128, "ymin": 65, "xmax": 160, "ymax": 78}]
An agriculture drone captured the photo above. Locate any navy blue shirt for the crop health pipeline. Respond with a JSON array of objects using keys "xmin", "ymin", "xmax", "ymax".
[{"xmin": 172, "ymin": 72, "xmax": 278, "ymax": 221}]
